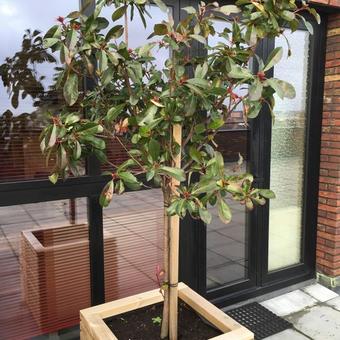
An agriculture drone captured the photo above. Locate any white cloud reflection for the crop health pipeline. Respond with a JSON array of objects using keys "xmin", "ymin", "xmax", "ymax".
[
  {"xmin": 0, "ymin": 2, "xmax": 170, "ymax": 117},
  {"xmin": 0, "ymin": 1, "xmax": 78, "ymax": 116}
]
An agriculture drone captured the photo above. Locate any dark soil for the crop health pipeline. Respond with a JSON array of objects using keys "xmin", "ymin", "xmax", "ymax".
[{"xmin": 104, "ymin": 302, "xmax": 222, "ymax": 340}]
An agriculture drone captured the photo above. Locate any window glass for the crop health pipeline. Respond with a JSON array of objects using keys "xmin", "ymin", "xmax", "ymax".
[
  {"xmin": 103, "ymin": 189, "xmax": 163, "ymax": 301},
  {"xmin": 0, "ymin": 0, "xmax": 79, "ymax": 182},
  {"xmin": 0, "ymin": 198, "xmax": 88, "ymax": 339},
  {"xmin": 206, "ymin": 21, "xmax": 250, "ymax": 289},
  {"xmin": 268, "ymin": 29, "xmax": 310, "ymax": 271}
]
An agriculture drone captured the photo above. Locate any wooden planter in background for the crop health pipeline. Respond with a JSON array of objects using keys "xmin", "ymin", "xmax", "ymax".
[
  {"xmin": 80, "ymin": 282, "xmax": 254, "ymax": 340},
  {"xmin": 20, "ymin": 224, "xmax": 117, "ymax": 333}
]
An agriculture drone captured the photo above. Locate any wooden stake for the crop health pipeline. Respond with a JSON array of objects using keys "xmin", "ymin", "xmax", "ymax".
[{"xmin": 169, "ymin": 124, "xmax": 182, "ymax": 340}]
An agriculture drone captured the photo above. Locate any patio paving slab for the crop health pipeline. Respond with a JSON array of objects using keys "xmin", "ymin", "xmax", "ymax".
[
  {"xmin": 263, "ymin": 329, "xmax": 310, "ymax": 339},
  {"xmin": 302, "ymin": 283, "xmax": 338, "ymax": 302},
  {"xmin": 261, "ymin": 290, "xmax": 317, "ymax": 317},
  {"xmin": 326, "ymin": 296, "xmax": 340, "ymax": 312},
  {"xmin": 286, "ymin": 305, "xmax": 340, "ymax": 340}
]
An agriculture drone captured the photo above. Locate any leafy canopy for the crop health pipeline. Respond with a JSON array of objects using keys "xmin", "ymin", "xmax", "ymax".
[{"xmin": 40, "ymin": 0, "xmax": 319, "ymax": 224}]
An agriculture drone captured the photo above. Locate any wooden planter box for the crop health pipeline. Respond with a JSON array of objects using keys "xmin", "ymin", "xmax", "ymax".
[
  {"xmin": 80, "ymin": 283, "xmax": 254, "ymax": 340},
  {"xmin": 20, "ymin": 224, "xmax": 117, "ymax": 333}
]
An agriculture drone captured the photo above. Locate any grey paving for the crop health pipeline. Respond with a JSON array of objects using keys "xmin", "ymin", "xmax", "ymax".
[
  {"xmin": 287, "ymin": 305, "xmax": 340, "ymax": 340},
  {"xmin": 326, "ymin": 296, "xmax": 340, "ymax": 312},
  {"xmin": 302, "ymin": 283, "xmax": 338, "ymax": 302},
  {"xmin": 263, "ymin": 329, "xmax": 310, "ymax": 340},
  {"xmin": 261, "ymin": 290, "xmax": 317, "ymax": 317}
]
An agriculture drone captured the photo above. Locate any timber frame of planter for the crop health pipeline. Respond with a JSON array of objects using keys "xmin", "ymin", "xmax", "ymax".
[{"xmin": 80, "ymin": 282, "xmax": 254, "ymax": 340}]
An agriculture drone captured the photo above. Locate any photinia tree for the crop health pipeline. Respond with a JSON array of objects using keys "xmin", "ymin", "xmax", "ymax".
[{"xmin": 39, "ymin": 0, "xmax": 319, "ymax": 339}]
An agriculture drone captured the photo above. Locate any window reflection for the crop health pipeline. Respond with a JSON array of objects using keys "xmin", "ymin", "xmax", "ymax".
[
  {"xmin": 0, "ymin": 0, "xmax": 77, "ymax": 182},
  {"xmin": 206, "ymin": 20, "xmax": 250, "ymax": 289},
  {"xmin": 101, "ymin": 4, "xmax": 170, "ymax": 69}
]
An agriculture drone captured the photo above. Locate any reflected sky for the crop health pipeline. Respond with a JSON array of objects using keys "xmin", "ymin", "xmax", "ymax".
[
  {"xmin": 0, "ymin": 1, "xmax": 169, "ymax": 116},
  {"xmin": 0, "ymin": 0, "xmax": 77, "ymax": 116},
  {"xmin": 101, "ymin": 5, "xmax": 169, "ymax": 68}
]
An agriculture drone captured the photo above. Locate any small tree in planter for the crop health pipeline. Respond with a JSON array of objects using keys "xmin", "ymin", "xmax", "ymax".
[{"xmin": 40, "ymin": 0, "xmax": 319, "ymax": 338}]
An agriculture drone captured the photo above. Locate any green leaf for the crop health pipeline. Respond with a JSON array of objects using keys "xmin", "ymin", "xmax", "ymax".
[
  {"xmin": 218, "ymin": 199, "xmax": 232, "ymax": 224},
  {"xmin": 119, "ymin": 171, "xmax": 141, "ymax": 190},
  {"xmin": 226, "ymin": 183, "xmax": 243, "ymax": 195},
  {"xmin": 65, "ymin": 114, "xmax": 80, "ymax": 125},
  {"xmin": 138, "ymin": 43, "xmax": 156, "ymax": 57},
  {"xmin": 281, "ymin": 10, "xmax": 295, "ymax": 22},
  {"xmin": 184, "ymin": 83, "xmax": 205, "ymax": 97},
  {"xmin": 263, "ymin": 47, "xmax": 283, "ymax": 72},
  {"xmin": 80, "ymin": 135, "xmax": 105, "ymax": 149},
  {"xmin": 192, "ymin": 181, "xmax": 218, "ymax": 195},
  {"xmin": 154, "ymin": 23, "xmax": 168, "ymax": 35},
  {"xmin": 101, "ymin": 67, "xmax": 114, "ymax": 86},
  {"xmin": 149, "ymin": 139, "xmax": 160, "ymax": 161},
  {"xmin": 44, "ymin": 25, "xmax": 62, "ymax": 39},
  {"xmin": 159, "ymin": 166, "xmax": 185, "ymax": 182},
  {"xmin": 107, "ymin": 51, "xmax": 121, "ymax": 65},
  {"xmin": 106, "ymin": 103, "xmax": 126, "ymax": 122},
  {"xmin": 48, "ymin": 124, "xmax": 57, "ymax": 147},
  {"xmin": 259, "ymin": 189, "xmax": 276, "ymax": 199},
  {"xmin": 247, "ymin": 102, "xmax": 261, "ymax": 119},
  {"xmin": 208, "ymin": 118, "xmax": 224, "ymax": 130},
  {"xmin": 309, "ymin": 8, "xmax": 321, "ymax": 25},
  {"xmin": 63, "ymin": 73, "xmax": 79, "ymax": 106},
  {"xmin": 138, "ymin": 105, "xmax": 158, "ymax": 126},
  {"xmin": 98, "ymin": 50, "xmax": 108, "ymax": 73},
  {"xmin": 66, "ymin": 29, "xmax": 77, "ymax": 51},
  {"xmin": 48, "ymin": 172, "xmax": 59, "ymax": 184},
  {"xmin": 186, "ymin": 78, "xmax": 209, "ymax": 88},
  {"xmin": 199, "ymin": 208, "xmax": 212, "ymax": 224},
  {"xmin": 266, "ymin": 78, "xmax": 296, "ymax": 99},
  {"xmin": 189, "ymin": 147, "xmax": 202, "ymax": 163},
  {"xmin": 218, "ymin": 5, "xmax": 241, "ymax": 15},
  {"xmin": 153, "ymin": 0, "xmax": 168, "ymax": 13},
  {"xmin": 99, "ymin": 180, "xmax": 114, "ymax": 207},
  {"xmin": 106, "ymin": 25, "xmax": 124, "ymax": 41},
  {"xmin": 189, "ymin": 34, "xmax": 206, "ymax": 45},
  {"xmin": 58, "ymin": 145, "xmax": 67, "ymax": 169},
  {"xmin": 228, "ymin": 64, "xmax": 253, "ymax": 80},
  {"xmin": 194, "ymin": 62, "xmax": 208, "ymax": 79},
  {"xmin": 43, "ymin": 38, "xmax": 59, "ymax": 48},
  {"xmin": 74, "ymin": 140, "xmax": 82, "ymax": 160},
  {"xmin": 112, "ymin": 6, "xmax": 127, "ymax": 21},
  {"xmin": 60, "ymin": 44, "xmax": 70, "ymax": 64},
  {"xmin": 115, "ymin": 180, "xmax": 125, "ymax": 194},
  {"xmin": 300, "ymin": 16, "xmax": 314, "ymax": 35},
  {"xmin": 67, "ymin": 11, "xmax": 81, "ymax": 19},
  {"xmin": 249, "ymin": 78, "xmax": 263, "ymax": 101}
]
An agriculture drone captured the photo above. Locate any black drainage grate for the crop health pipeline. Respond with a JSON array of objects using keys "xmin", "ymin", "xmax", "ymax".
[{"xmin": 226, "ymin": 302, "xmax": 292, "ymax": 340}]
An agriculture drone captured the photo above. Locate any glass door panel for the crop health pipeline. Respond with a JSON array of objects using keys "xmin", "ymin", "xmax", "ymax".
[
  {"xmin": 206, "ymin": 20, "xmax": 250, "ymax": 289},
  {"xmin": 207, "ymin": 129, "xmax": 249, "ymax": 289},
  {"xmin": 268, "ymin": 29, "xmax": 310, "ymax": 271},
  {"xmin": 0, "ymin": 0, "xmax": 80, "ymax": 183}
]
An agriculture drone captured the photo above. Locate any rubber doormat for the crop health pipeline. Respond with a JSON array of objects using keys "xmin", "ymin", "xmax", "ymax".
[{"xmin": 226, "ymin": 302, "xmax": 292, "ymax": 340}]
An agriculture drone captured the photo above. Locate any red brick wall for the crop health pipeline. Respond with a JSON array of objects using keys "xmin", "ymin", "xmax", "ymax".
[
  {"xmin": 311, "ymin": 0, "xmax": 340, "ymax": 7},
  {"xmin": 317, "ymin": 14, "xmax": 340, "ymax": 278}
]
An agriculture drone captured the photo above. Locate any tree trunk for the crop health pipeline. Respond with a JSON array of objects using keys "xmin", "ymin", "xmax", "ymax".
[
  {"xmin": 160, "ymin": 206, "xmax": 170, "ymax": 339},
  {"xmin": 168, "ymin": 124, "xmax": 182, "ymax": 340}
]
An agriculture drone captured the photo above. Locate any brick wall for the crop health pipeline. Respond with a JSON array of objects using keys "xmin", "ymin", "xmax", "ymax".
[
  {"xmin": 311, "ymin": 0, "xmax": 340, "ymax": 7},
  {"xmin": 316, "ymin": 13, "xmax": 340, "ymax": 280}
]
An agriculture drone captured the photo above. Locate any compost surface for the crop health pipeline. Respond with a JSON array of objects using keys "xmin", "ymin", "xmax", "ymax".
[{"xmin": 105, "ymin": 302, "xmax": 222, "ymax": 339}]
